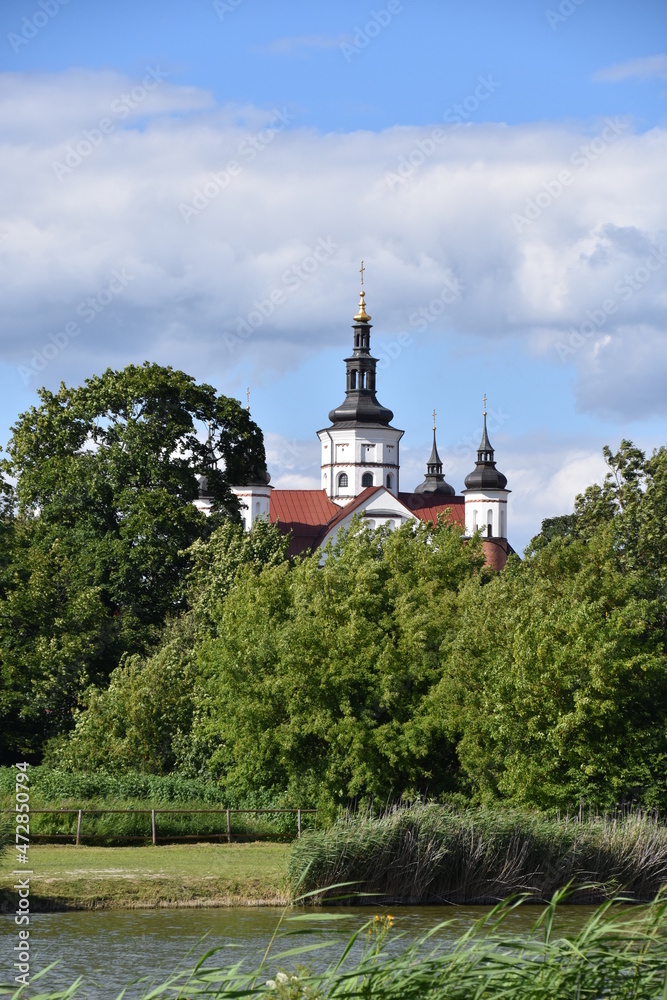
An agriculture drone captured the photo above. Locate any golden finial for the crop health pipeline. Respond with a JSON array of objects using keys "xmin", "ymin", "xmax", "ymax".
[
  {"xmin": 246, "ymin": 386, "xmax": 250, "ymax": 412},
  {"xmin": 432, "ymin": 408, "xmax": 436, "ymax": 431},
  {"xmin": 483, "ymin": 393, "xmax": 487, "ymax": 417},
  {"xmin": 353, "ymin": 260, "xmax": 371, "ymax": 322}
]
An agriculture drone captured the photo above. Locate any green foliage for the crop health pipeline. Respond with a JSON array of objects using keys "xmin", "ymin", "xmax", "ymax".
[
  {"xmin": 439, "ymin": 441, "xmax": 667, "ymax": 810},
  {"xmin": 0, "ymin": 765, "xmax": 225, "ymax": 804},
  {"xmin": 0, "ymin": 363, "xmax": 266, "ymax": 762},
  {"xmin": 193, "ymin": 518, "xmax": 484, "ymax": 808},
  {"xmin": 45, "ymin": 518, "xmax": 290, "ymax": 775}
]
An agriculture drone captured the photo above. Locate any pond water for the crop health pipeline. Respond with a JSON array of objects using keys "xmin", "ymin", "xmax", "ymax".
[{"xmin": 0, "ymin": 903, "xmax": 601, "ymax": 998}]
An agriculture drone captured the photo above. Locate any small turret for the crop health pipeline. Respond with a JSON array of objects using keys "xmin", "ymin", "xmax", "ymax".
[
  {"xmin": 463, "ymin": 396, "xmax": 510, "ymax": 564},
  {"xmin": 414, "ymin": 412, "xmax": 455, "ymax": 496}
]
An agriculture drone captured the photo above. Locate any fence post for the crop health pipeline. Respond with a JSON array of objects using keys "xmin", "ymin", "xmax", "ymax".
[
  {"xmin": 76, "ymin": 809, "xmax": 82, "ymax": 847},
  {"xmin": 226, "ymin": 808, "xmax": 231, "ymax": 844},
  {"xmin": 151, "ymin": 809, "xmax": 157, "ymax": 846},
  {"xmin": 297, "ymin": 808, "xmax": 301, "ymax": 840}
]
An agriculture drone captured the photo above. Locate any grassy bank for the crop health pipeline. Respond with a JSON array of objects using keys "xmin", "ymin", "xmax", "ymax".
[
  {"xmin": 0, "ymin": 843, "xmax": 290, "ymax": 910},
  {"xmin": 3, "ymin": 893, "xmax": 667, "ymax": 998},
  {"xmin": 289, "ymin": 803, "xmax": 667, "ymax": 904}
]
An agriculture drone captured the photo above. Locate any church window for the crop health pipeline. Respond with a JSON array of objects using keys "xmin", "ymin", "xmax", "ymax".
[
  {"xmin": 361, "ymin": 472, "xmax": 373, "ymax": 487},
  {"xmin": 386, "ymin": 473, "xmax": 393, "ymax": 489},
  {"xmin": 472, "ymin": 510, "xmax": 478, "ymax": 532},
  {"xmin": 487, "ymin": 509, "xmax": 493, "ymax": 537},
  {"xmin": 338, "ymin": 472, "xmax": 348, "ymax": 489},
  {"xmin": 350, "ymin": 370, "xmax": 357, "ymax": 389}
]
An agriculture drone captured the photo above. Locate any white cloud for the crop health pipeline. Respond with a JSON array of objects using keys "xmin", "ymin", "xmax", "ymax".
[
  {"xmin": 1, "ymin": 70, "xmax": 666, "ymax": 423},
  {"xmin": 594, "ymin": 54, "xmax": 667, "ymax": 82}
]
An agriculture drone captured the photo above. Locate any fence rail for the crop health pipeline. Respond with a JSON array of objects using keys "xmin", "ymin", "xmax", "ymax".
[{"xmin": 2, "ymin": 807, "xmax": 317, "ymax": 845}]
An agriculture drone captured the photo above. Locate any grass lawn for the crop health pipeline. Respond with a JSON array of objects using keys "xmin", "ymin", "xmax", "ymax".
[{"xmin": 0, "ymin": 842, "xmax": 290, "ymax": 910}]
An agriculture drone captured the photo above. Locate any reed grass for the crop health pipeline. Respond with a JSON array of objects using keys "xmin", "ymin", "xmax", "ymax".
[
  {"xmin": 4, "ymin": 890, "xmax": 667, "ymax": 998},
  {"xmin": 288, "ymin": 803, "xmax": 667, "ymax": 904}
]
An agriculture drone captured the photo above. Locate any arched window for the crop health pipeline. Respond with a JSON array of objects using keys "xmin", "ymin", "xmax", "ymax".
[
  {"xmin": 472, "ymin": 510, "xmax": 478, "ymax": 532},
  {"xmin": 338, "ymin": 472, "xmax": 348, "ymax": 489},
  {"xmin": 361, "ymin": 472, "xmax": 373, "ymax": 487},
  {"xmin": 487, "ymin": 509, "xmax": 493, "ymax": 538},
  {"xmin": 386, "ymin": 473, "xmax": 393, "ymax": 489}
]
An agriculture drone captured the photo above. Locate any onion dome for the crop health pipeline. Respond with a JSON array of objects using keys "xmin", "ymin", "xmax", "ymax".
[
  {"xmin": 463, "ymin": 409, "xmax": 508, "ymax": 491},
  {"xmin": 414, "ymin": 424, "xmax": 455, "ymax": 496}
]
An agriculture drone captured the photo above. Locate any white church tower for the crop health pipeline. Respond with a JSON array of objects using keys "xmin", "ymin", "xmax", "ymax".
[
  {"xmin": 317, "ymin": 267, "xmax": 404, "ymax": 505},
  {"xmin": 463, "ymin": 397, "xmax": 510, "ymax": 564}
]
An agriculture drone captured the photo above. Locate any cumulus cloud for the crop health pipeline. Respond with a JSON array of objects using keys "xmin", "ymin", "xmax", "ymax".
[
  {"xmin": 1, "ymin": 69, "xmax": 666, "ymax": 425},
  {"xmin": 594, "ymin": 54, "xmax": 667, "ymax": 82}
]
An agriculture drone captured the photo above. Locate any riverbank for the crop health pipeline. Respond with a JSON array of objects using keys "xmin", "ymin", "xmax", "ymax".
[{"xmin": 0, "ymin": 843, "xmax": 290, "ymax": 911}]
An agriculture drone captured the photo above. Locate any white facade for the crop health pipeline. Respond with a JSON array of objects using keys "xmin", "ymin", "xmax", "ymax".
[
  {"xmin": 464, "ymin": 489, "xmax": 509, "ymax": 540},
  {"xmin": 319, "ymin": 487, "xmax": 416, "ymax": 554},
  {"xmin": 195, "ymin": 483, "xmax": 272, "ymax": 531},
  {"xmin": 318, "ymin": 424, "xmax": 403, "ymax": 505},
  {"xmin": 230, "ymin": 484, "xmax": 272, "ymax": 532}
]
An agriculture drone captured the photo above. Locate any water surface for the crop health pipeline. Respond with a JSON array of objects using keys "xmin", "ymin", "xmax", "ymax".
[{"xmin": 0, "ymin": 903, "xmax": 602, "ymax": 998}]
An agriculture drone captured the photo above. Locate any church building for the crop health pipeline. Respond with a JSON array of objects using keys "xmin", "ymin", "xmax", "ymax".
[{"xmin": 202, "ymin": 276, "xmax": 512, "ymax": 570}]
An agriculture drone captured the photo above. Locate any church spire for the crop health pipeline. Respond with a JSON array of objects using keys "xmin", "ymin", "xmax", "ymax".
[
  {"xmin": 414, "ymin": 411, "xmax": 455, "ymax": 495},
  {"xmin": 326, "ymin": 263, "xmax": 394, "ymax": 426},
  {"xmin": 464, "ymin": 395, "xmax": 508, "ymax": 490}
]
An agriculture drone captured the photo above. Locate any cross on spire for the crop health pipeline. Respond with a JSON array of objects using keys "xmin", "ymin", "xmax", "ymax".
[
  {"xmin": 246, "ymin": 386, "xmax": 250, "ymax": 412},
  {"xmin": 360, "ymin": 259, "xmax": 365, "ymax": 287},
  {"xmin": 483, "ymin": 393, "xmax": 487, "ymax": 416},
  {"xmin": 432, "ymin": 408, "xmax": 436, "ymax": 431}
]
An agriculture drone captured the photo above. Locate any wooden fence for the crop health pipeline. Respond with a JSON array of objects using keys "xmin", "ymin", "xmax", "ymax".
[{"xmin": 10, "ymin": 807, "xmax": 317, "ymax": 846}]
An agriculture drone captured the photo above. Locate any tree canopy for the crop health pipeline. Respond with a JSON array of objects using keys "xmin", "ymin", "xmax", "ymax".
[{"xmin": 0, "ymin": 363, "xmax": 265, "ymax": 761}]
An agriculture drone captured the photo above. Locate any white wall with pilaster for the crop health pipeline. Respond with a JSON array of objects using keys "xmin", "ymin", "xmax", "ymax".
[
  {"xmin": 463, "ymin": 490, "xmax": 509, "ymax": 539},
  {"xmin": 318, "ymin": 425, "xmax": 403, "ymax": 504}
]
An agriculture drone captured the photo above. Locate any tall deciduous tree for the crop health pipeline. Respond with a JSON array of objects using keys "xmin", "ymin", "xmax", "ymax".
[{"xmin": 0, "ymin": 363, "xmax": 265, "ymax": 760}]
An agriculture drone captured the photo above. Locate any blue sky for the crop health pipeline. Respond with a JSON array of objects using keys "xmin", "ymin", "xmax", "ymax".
[{"xmin": 1, "ymin": 0, "xmax": 666, "ymax": 548}]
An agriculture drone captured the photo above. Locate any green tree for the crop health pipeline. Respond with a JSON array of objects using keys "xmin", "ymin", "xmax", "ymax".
[
  {"xmin": 47, "ymin": 518, "xmax": 290, "ymax": 774},
  {"xmin": 193, "ymin": 518, "xmax": 484, "ymax": 808},
  {"xmin": 0, "ymin": 363, "xmax": 265, "ymax": 761}
]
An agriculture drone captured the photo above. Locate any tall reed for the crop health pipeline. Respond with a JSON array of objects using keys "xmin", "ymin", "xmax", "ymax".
[{"xmin": 288, "ymin": 803, "xmax": 667, "ymax": 904}]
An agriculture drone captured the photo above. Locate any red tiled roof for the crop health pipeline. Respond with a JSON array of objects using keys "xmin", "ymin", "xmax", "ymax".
[
  {"xmin": 399, "ymin": 492, "xmax": 465, "ymax": 528},
  {"xmin": 316, "ymin": 486, "xmax": 382, "ymax": 534},
  {"xmin": 270, "ymin": 488, "xmax": 466, "ymax": 557},
  {"xmin": 270, "ymin": 490, "xmax": 339, "ymax": 556}
]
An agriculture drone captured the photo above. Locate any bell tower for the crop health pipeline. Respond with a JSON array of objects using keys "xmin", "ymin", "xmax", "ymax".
[{"xmin": 317, "ymin": 264, "xmax": 403, "ymax": 504}]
